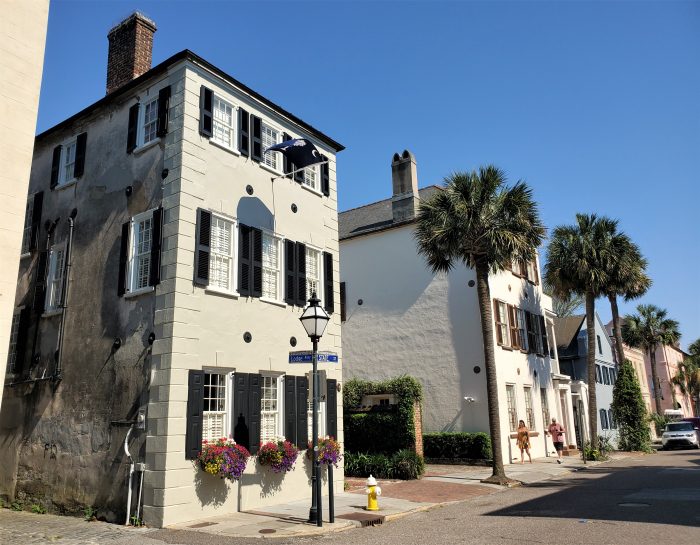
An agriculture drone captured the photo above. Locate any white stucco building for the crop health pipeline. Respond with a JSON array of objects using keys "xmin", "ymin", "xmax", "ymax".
[{"xmin": 339, "ymin": 151, "xmax": 577, "ymax": 464}]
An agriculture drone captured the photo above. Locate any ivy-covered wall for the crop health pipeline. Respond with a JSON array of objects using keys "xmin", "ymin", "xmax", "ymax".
[{"xmin": 343, "ymin": 376, "xmax": 423, "ymax": 454}]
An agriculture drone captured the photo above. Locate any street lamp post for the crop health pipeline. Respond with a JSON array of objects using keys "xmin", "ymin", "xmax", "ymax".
[{"xmin": 299, "ymin": 292, "xmax": 330, "ymax": 527}]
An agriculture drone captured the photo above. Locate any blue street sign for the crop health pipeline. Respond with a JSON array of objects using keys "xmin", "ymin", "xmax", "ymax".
[{"xmin": 288, "ymin": 351, "xmax": 339, "ymax": 364}]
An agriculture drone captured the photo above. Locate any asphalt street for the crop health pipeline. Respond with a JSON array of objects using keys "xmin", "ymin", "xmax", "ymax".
[{"xmin": 1, "ymin": 450, "xmax": 698, "ymax": 544}]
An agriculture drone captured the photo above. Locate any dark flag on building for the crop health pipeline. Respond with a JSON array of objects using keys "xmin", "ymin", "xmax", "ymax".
[{"xmin": 265, "ymin": 138, "xmax": 325, "ymax": 170}]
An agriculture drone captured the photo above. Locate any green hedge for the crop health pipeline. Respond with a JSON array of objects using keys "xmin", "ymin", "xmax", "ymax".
[
  {"xmin": 423, "ymin": 432, "xmax": 492, "ymax": 461},
  {"xmin": 344, "ymin": 450, "xmax": 425, "ymax": 480}
]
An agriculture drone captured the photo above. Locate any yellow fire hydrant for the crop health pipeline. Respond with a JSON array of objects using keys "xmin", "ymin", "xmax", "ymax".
[{"xmin": 365, "ymin": 474, "xmax": 381, "ymax": 511}]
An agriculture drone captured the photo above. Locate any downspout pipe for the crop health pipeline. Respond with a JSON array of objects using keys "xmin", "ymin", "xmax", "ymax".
[
  {"xmin": 55, "ymin": 209, "xmax": 77, "ymax": 379},
  {"xmin": 124, "ymin": 426, "xmax": 135, "ymax": 525}
]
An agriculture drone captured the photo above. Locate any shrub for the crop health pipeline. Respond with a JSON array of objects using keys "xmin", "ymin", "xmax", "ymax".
[
  {"xmin": 649, "ymin": 413, "xmax": 669, "ymax": 437},
  {"xmin": 83, "ymin": 505, "xmax": 96, "ymax": 521},
  {"xmin": 344, "ymin": 451, "xmax": 425, "ymax": 480},
  {"xmin": 392, "ymin": 449, "xmax": 425, "ymax": 480},
  {"xmin": 30, "ymin": 503, "xmax": 46, "ymax": 514},
  {"xmin": 10, "ymin": 501, "xmax": 23, "ymax": 511},
  {"xmin": 423, "ymin": 432, "xmax": 492, "ymax": 461},
  {"xmin": 195, "ymin": 438, "xmax": 250, "ymax": 480},
  {"xmin": 258, "ymin": 440, "xmax": 299, "ymax": 473}
]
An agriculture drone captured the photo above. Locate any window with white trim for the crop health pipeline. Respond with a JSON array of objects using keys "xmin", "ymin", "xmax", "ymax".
[
  {"xmin": 523, "ymin": 386, "xmax": 535, "ymax": 430},
  {"xmin": 262, "ymin": 233, "xmax": 281, "ymax": 300},
  {"xmin": 303, "ymin": 165, "xmax": 318, "ymax": 190},
  {"xmin": 209, "ymin": 215, "xmax": 235, "ymax": 292},
  {"xmin": 20, "ymin": 196, "xmax": 33, "ymax": 254},
  {"xmin": 540, "ymin": 387, "xmax": 550, "ymax": 427},
  {"xmin": 305, "ymin": 247, "xmax": 322, "ymax": 301},
  {"xmin": 128, "ymin": 210, "xmax": 153, "ymax": 293},
  {"xmin": 506, "ymin": 384, "xmax": 518, "ymax": 433},
  {"xmin": 516, "ymin": 308, "xmax": 528, "ymax": 352},
  {"xmin": 203, "ymin": 371, "xmax": 232, "ymax": 441},
  {"xmin": 261, "ymin": 375, "xmax": 283, "ymax": 443},
  {"xmin": 6, "ymin": 310, "xmax": 21, "ymax": 374},
  {"xmin": 141, "ymin": 97, "xmax": 159, "ymax": 145},
  {"xmin": 59, "ymin": 139, "xmax": 77, "ymax": 186},
  {"xmin": 261, "ymin": 123, "xmax": 279, "ymax": 170},
  {"xmin": 45, "ymin": 243, "xmax": 66, "ymax": 312},
  {"xmin": 212, "ymin": 97, "xmax": 235, "ymax": 149},
  {"xmin": 494, "ymin": 300, "xmax": 509, "ymax": 346}
]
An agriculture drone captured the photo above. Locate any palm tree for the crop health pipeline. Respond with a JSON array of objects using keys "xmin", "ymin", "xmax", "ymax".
[
  {"xmin": 622, "ymin": 304, "xmax": 681, "ymax": 415},
  {"xmin": 545, "ymin": 214, "xmax": 618, "ymax": 447},
  {"xmin": 602, "ymin": 230, "xmax": 651, "ymax": 368},
  {"xmin": 415, "ymin": 166, "xmax": 545, "ymax": 484},
  {"xmin": 543, "ymin": 281, "xmax": 584, "ymax": 318},
  {"xmin": 671, "ymin": 339, "xmax": 700, "ymax": 416}
]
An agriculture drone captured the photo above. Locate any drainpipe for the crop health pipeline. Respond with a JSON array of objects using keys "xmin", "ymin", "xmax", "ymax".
[
  {"xmin": 55, "ymin": 209, "xmax": 77, "ymax": 380},
  {"xmin": 124, "ymin": 426, "xmax": 135, "ymax": 525}
]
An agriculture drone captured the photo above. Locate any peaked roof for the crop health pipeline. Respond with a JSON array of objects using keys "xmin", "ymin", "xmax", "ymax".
[
  {"xmin": 339, "ymin": 185, "xmax": 441, "ymax": 240},
  {"xmin": 553, "ymin": 315, "xmax": 585, "ymax": 352}
]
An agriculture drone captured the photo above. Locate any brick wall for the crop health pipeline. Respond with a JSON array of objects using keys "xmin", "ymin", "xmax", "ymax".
[{"xmin": 106, "ymin": 13, "xmax": 156, "ymax": 95}]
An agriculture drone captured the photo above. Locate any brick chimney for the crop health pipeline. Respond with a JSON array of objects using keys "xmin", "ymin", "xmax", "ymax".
[
  {"xmin": 391, "ymin": 150, "xmax": 419, "ymax": 222},
  {"xmin": 106, "ymin": 12, "xmax": 157, "ymax": 95}
]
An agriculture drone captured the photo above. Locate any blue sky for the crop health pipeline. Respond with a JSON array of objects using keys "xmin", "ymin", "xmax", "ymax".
[{"xmin": 37, "ymin": 1, "xmax": 699, "ymax": 348}]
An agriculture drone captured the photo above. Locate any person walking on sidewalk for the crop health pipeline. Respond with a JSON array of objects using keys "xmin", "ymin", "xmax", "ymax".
[
  {"xmin": 517, "ymin": 420, "xmax": 532, "ymax": 464},
  {"xmin": 547, "ymin": 418, "xmax": 566, "ymax": 464}
]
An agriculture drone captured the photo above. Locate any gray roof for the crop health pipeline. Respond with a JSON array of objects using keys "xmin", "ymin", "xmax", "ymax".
[
  {"xmin": 339, "ymin": 186, "xmax": 441, "ymax": 240},
  {"xmin": 553, "ymin": 315, "xmax": 585, "ymax": 352}
]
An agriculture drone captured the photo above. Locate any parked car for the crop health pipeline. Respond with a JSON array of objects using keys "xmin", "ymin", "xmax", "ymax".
[
  {"xmin": 661, "ymin": 421, "xmax": 700, "ymax": 450},
  {"xmin": 681, "ymin": 417, "xmax": 700, "ymax": 429}
]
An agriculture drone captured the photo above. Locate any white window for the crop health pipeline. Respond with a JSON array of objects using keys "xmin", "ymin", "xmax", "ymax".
[
  {"xmin": 20, "ymin": 196, "xmax": 33, "ymax": 254},
  {"xmin": 261, "ymin": 123, "xmax": 279, "ymax": 170},
  {"xmin": 523, "ymin": 386, "xmax": 535, "ymax": 430},
  {"xmin": 142, "ymin": 97, "xmax": 159, "ymax": 145},
  {"xmin": 303, "ymin": 165, "xmax": 317, "ymax": 190},
  {"xmin": 6, "ymin": 310, "xmax": 21, "ymax": 374},
  {"xmin": 45, "ymin": 244, "xmax": 66, "ymax": 312},
  {"xmin": 127, "ymin": 210, "xmax": 153, "ymax": 293},
  {"xmin": 203, "ymin": 371, "xmax": 232, "ymax": 442},
  {"xmin": 532, "ymin": 315, "xmax": 544, "ymax": 355},
  {"xmin": 540, "ymin": 387, "xmax": 550, "ymax": 427},
  {"xmin": 58, "ymin": 139, "xmax": 77, "ymax": 186},
  {"xmin": 494, "ymin": 300, "xmax": 509, "ymax": 346},
  {"xmin": 506, "ymin": 384, "xmax": 518, "ymax": 433},
  {"xmin": 262, "ymin": 233, "xmax": 281, "ymax": 300},
  {"xmin": 261, "ymin": 375, "xmax": 283, "ymax": 443},
  {"xmin": 209, "ymin": 215, "xmax": 235, "ymax": 292},
  {"xmin": 305, "ymin": 247, "xmax": 322, "ymax": 300},
  {"xmin": 212, "ymin": 97, "xmax": 235, "ymax": 149},
  {"xmin": 516, "ymin": 309, "xmax": 528, "ymax": 352}
]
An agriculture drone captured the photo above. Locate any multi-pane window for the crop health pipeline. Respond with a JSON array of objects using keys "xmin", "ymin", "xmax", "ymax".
[
  {"xmin": 21, "ymin": 196, "xmax": 33, "ymax": 254},
  {"xmin": 597, "ymin": 335, "xmax": 603, "ymax": 354},
  {"xmin": 209, "ymin": 216, "xmax": 235, "ymax": 291},
  {"xmin": 532, "ymin": 316, "xmax": 544, "ymax": 355},
  {"xmin": 212, "ymin": 97, "xmax": 235, "ymax": 149},
  {"xmin": 540, "ymin": 387, "xmax": 550, "ymax": 428},
  {"xmin": 203, "ymin": 372, "xmax": 229, "ymax": 441},
  {"xmin": 608, "ymin": 409, "xmax": 616, "ymax": 429},
  {"xmin": 603, "ymin": 366, "xmax": 611, "ymax": 385},
  {"xmin": 6, "ymin": 311, "xmax": 21, "ymax": 374},
  {"xmin": 261, "ymin": 375, "xmax": 280, "ymax": 443},
  {"xmin": 494, "ymin": 301, "xmax": 509, "ymax": 346},
  {"xmin": 142, "ymin": 97, "xmax": 159, "ymax": 145},
  {"xmin": 600, "ymin": 409, "xmax": 609, "ymax": 430},
  {"xmin": 129, "ymin": 211, "xmax": 153, "ymax": 292},
  {"xmin": 305, "ymin": 247, "xmax": 321, "ymax": 300},
  {"xmin": 595, "ymin": 364, "xmax": 602, "ymax": 383},
  {"xmin": 61, "ymin": 140, "xmax": 77, "ymax": 185},
  {"xmin": 526, "ymin": 260, "xmax": 539, "ymax": 284},
  {"xmin": 261, "ymin": 123, "xmax": 279, "ymax": 169},
  {"xmin": 517, "ymin": 309, "xmax": 528, "ymax": 352},
  {"xmin": 45, "ymin": 244, "xmax": 66, "ymax": 312},
  {"xmin": 508, "ymin": 306, "xmax": 520, "ymax": 349},
  {"xmin": 303, "ymin": 166, "xmax": 317, "ymax": 190},
  {"xmin": 523, "ymin": 386, "xmax": 535, "ymax": 430},
  {"xmin": 505, "ymin": 384, "xmax": 518, "ymax": 433},
  {"xmin": 262, "ymin": 233, "xmax": 280, "ymax": 300}
]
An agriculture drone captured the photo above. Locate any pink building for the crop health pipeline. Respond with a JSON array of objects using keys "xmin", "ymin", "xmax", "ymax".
[{"xmin": 648, "ymin": 344, "xmax": 693, "ymax": 416}]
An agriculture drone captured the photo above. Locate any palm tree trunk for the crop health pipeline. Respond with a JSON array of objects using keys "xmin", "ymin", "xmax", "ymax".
[
  {"xmin": 585, "ymin": 290, "xmax": 598, "ymax": 447},
  {"xmin": 609, "ymin": 294, "xmax": 626, "ymax": 368},
  {"xmin": 649, "ymin": 344, "xmax": 662, "ymax": 415},
  {"xmin": 474, "ymin": 259, "xmax": 511, "ymax": 484}
]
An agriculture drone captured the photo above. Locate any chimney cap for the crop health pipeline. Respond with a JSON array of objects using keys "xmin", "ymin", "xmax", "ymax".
[
  {"xmin": 108, "ymin": 11, "xmax": 157, "ymax": 37},
  {"xmin": 392, "ymin": 150, "xmax": 415, "ymax": 164}
]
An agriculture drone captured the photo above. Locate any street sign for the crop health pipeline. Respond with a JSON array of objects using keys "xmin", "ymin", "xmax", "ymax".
[{"xmin": 288, "ymin": 351, "xmax": 339, "ymax": 364}]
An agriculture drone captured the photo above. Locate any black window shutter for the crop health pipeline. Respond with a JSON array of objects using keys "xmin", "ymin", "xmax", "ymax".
[
  {"xmin": 194, "ymin": 209, "xmax": 211, "ymax": 285},
  {"xmin": 239, "ymin": 108, "xmax": 249, "ymax": 156},
  {"xmin": 118, "ymin": 221, "xmax": 130, "ymax": 296},
  {"xmin": 33, "ymin": 250, "xmax": 48, "ymax": 312},
  {"xmin": 326, "ymin": 379, "xmax": 338, "ymax": 439},
  {"xmin": 157, "ymin": 86, "xmax": 171, "ymax": 137},
  {"xmin": 29, "ymin": 192, "xmax": 44, "ymax": 251},
  {"xmin": 323, "ymin": 251, "xmax": 334, "ymax": 314},
  {"xmin": 321, "ymin": 157, "xmax": 330, "ymax": 196},
  {"xmin": 296, "ymin": 375, "xmax": 308, "ymax": 448},
  {"xmin": 539, "ymin": 315, "xmax": 549, "ymax": 356},
  {"xmin": 50, "ymin": 145, "xmax": 62, "ymax": 190},
  {"xmin": 525, "ymin": 311, "xmax": 535, "ymax": 354},
  {"xmin": 340, "ymin": 282, "xmax": 346, "ymax": 322},
  {"xmin": 282, "ymin": 132, "xmax": 292, "ymax": 177},
  {"xmin": 73, "ymin": 132, "xmax": 88, "ymax": 179},
  {"xmin": 199, "ymin": 86, "xmax": 213, "ymax": 137},
  {"xmin": 248, "ymin": 373, "xmax": 262, "ymax": 454},
  {"xmin": 149, "ymin": 207, "xmax": 163, "ymax": 287},
  {"xmin": 233, "ymin": 373, "xmax": 251, "ymax": 451},
  {"xmin": 238, "ymin": 224, "xmax": 251, "ymax": 296},
  {"xmin": 13, "ymin": 308, "xmax": 30, "ymax": 375},
  {"xmin": 285, "ymin": 239, "xmax": 296, "ymax": 305},
  {"xmin": 296, "ymin": 243, "xmax": 307, "ymax": 306},
  {"xmin": 284, "ymin": 376, "xmax": 297, "ymax": 446},
  {"xmin": 251, "ymin": 228, "xmax": 263, "ymax": 298},
  {"xmin": 185, "ymin": 370, "xmax": 205, "ymax": 460},
  {"xmin": 126, "ymin": 103, "xmax": 139, "ymax": 153},
  {"xmin": 251, "ymin": 115, "xmax": 262, "ymax": 162}
]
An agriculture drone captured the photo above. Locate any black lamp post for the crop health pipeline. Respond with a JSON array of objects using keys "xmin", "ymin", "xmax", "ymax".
[{"xmin": 299, "ymin": 292, "xmax": 330, "ymax": 527}]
